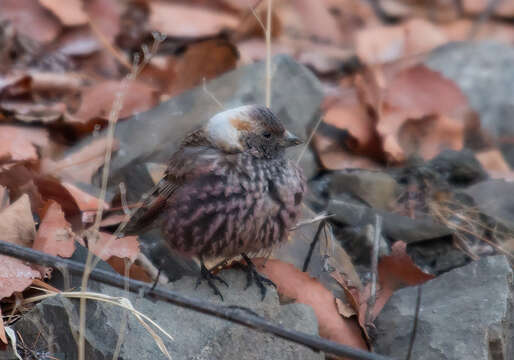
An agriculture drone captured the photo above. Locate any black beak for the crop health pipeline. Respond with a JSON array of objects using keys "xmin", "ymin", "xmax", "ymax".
[{"xmin": 281, "ymin": 130, "xmax": 303, "ymax": 147}]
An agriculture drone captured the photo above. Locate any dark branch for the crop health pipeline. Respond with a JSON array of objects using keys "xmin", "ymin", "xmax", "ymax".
[
  {"xmin": 405, "ymin": 285, "xmax": 423, "ymax": 360},
  {"xmin": 0, "ymin": 240, "xmax": 392, "ymax": 360}
]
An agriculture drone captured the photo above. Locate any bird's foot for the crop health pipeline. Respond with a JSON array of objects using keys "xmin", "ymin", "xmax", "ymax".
[
  {"xmin": 240, "ymin": 254, "xmax": 276, "ymax": 301},
  {"xmin": 196, "ymin": 263, "xmax": 228, "ymax": 301}
]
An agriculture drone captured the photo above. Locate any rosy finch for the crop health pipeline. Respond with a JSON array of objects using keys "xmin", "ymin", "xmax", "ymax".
[{"xmin": 124, "ymin": 105, "xmax": 306, "ymax": 299}]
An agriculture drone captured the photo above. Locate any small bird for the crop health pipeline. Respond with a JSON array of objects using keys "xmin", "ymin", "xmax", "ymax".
[{"xmin": 124, "ymin": 105, "xmax": 306, "ymax": 299}]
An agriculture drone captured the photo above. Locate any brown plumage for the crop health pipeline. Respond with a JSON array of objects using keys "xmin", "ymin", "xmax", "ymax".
[{"xmin": 125, "ymin": 105, "xmax": 306, "ymax": 267}]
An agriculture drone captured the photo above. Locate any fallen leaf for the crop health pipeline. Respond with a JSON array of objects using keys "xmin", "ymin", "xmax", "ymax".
[
  {"xmin": 335, "ymin": 297, "xmax": 356, "ymax": 318},
  {"xmin": 166, "ymin": 38, "xmax": 239, "ymax": 96},
  {"xmin": 149, "ymin": 2, "xmax": 239, "ymax": 37},
  {"xmin": 253, "ymin": 258, "xmax": 368, "ymax": 351},
  {"xmin": 0, "ymin": 0, "xmax": 61, "ymax": 44},
  {"xmin": 0, "ymin": 308, "xmax": 5, "ymax": 344},
  {"xmin": 33, "ymin": 200, "xmax": 75, "ymax": 258},
  {"xmin": 0, "ymin": 194, "xmax": 35, "ymax": 248},
  {"xmin": 462, "ymin": 0, "xmax": 514, "ymax": 18},
  {"xmin": 34, "ymin": 176, "xmax": 82, "ymax": 221},
  {"xmin": 0, "ymin": 255, "xmax": 40, "ymax": 299},
  {"xmin": 0, "ymin": 125, "xmax": 50, "ymax": 163},
  {"xmin": 0, "ymin": 73, "xmax": 32, "ymax": 97},
  {"xmin": 360, "ymin": 64, "xmax": 470, "ymax": 162},
  {"xmin": 294, "ymin": 0, "xmax": 342, "ymax": 44},
  {"xmin": 39, "ymin": 0, "xmax": 88, "ymax": 26},
  {"xmin": 88, "ymin": 232, "xmax": 140, "ymax": 262},
  {"xmin": 355, "ymin": 19, "xmax": 447, "ymax": 65},
  {"xmin": 475, "ymin": 149, "xmax": 512, "ymax": 174},
  {"xmin": 333, "ymin": 241, "xmax": 433, "ymax": 339},
  {"xmin": 0, "ymin": 186, "xmax": 7, "ymax": 210},
  {"xmin": 364, "ymin": 241, "xmax": 433, "ymax": 322},
  {"xmin": 397, "ymin": 114, "xmax": 465, "ymax": 160},
  {"xmin": 107, "ymin": 256, "xmax": 152, "ymax": 282},
  {"xmin": 61, "ymin": 182, "xmax": 109, "ymax": 213},
  {"xmin": 31, "ymin": 278, "xmax": 60, "ymax": 293},
  {"xmin": 73, "ymin": 80, "xmax": 159, "ymax": 125},
  {"xmin": 41, "ymin": 137, "xmax": 120, "ymax": 184},
  {"xmin": 84, "ymin": 0, "xmax": 121, "ymax": 42}
]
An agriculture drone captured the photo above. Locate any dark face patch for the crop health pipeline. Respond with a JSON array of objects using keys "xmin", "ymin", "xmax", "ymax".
[{"xmin": 249, "ymin": 106, "xmax": 285, "ymax": 137}]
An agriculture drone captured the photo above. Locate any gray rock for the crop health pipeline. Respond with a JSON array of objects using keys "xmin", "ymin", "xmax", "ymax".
[
  {"xmin": 85, "ymin": 54, "xmax": 323, "ymax": 202},
  {"xmin": 327, "ymin": 197, "xmax": 451, "ymax": 244},
  {"xmin": 425, "ymin": 42, "xmax": 514, "ymax": 166},
  {"xmin": 463, "ymin": 179, "xmax": 514, "ymax": 231},
  {"xmin": 328, "ymin": 169, "xmax": 399, "ymax": 211},
  {"xmin": 14, "ymin": 270, "xmax": 322, "ymax": 360},
  {"xmin": 374, "ymin": 255, "xmax": 513, "ymax": 360}
]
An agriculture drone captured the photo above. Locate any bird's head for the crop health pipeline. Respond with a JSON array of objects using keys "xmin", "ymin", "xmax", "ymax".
[{"xmin": 204, "ymin": 105, "xmax": 303, "ymax": 158}]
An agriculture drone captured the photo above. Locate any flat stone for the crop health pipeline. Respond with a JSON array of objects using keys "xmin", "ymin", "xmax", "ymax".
[
  {"xmin": 13, "ymin": 270, "xmax": 322, "ymax": 360},
  {"xmin": 374, "ymin": 255, "xmax": 513, "ymax": 360}
]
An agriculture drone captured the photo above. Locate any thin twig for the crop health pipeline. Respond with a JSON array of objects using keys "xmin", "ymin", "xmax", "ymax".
[
  {"xmin": 79, "ymin": 34, "xmax": 165, "ymax": 360},
  {"xmin": 86, "ymin": 16, "xmax": 132, "ymax": 70},
  {"xmin": 0, "ymin": 240, "xmax": 393, "ymax": 360},
  {"xmin": 366, "ymin": 215, "xmax": 382, "ymax": 326},
  {"xmin": 302, "ymin": 220, "xmax": 326, "ymax": 272},
  {"xmin": 265, "ymin": 0, "xmax": 273, "ymax": 108},
  {"xmin": 290, "ymin": 212, "xmax": 334, "ymax": 231},
  {"xmin": 296, "ymin": 115, "xmax": 323, "ymax": 165},
  {"xmin": 202, "ymin": 78, "xmax": 225, "ymax": 110},
  {"xmin": 405, "ymin": 286, "xmax": 422, "ymax": 360}
]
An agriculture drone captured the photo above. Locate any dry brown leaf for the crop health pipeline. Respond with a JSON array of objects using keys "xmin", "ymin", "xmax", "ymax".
[
  {"xmin": 166, "ymin": 38, "xmax": 239, "ymax": 96},
  {"xmin": 61, "ymin": 182, "xmax": 109, "ymax": 212},
  {"xmin": 364, "ymin": 241, "xmax": 433, "ymax": 322},
  {"xmin": 291, "ymin": 0, "xmax": 342, "ymax": 44},
  {"xmin": 355, "ymin": 19, "xmax": 447, "ymax": 65},
  {"xmin": 0, "ymin": 185, "xmax": 7, "ymax": 210},
  {"xmin": 33, "ymin": 200, "xmax": 75, "ymax": 258},
  {"xmin": 0, "ymin": 255, "xmax": 41, "ymax": 299},
  {"xmin": 476, "ymin": 149, "xmax": 514, "ymax": 180},
  {"xmin": 0, "ymin": 73, "xmax": 32, "ymax": 97},
  {"xmin": 89, "ymin": 232, "xmax": 140, "ymax": 262},
  {"xmin": 0, "ymin": 194, "xmax": 35, "ymax": 248},
  {"xmin": 253, "ymin": 258, "xmax": 368, "ymax": 351},
  {"xmin": 335, "ymin": 297, "xmax": 356, "ymax": 318},
  {"xmin": 84, "ymin": 0, "xmax": 121, "ymax": 42},
  {"xmin": 0, "ymin": 0, "xmax": 61, "ymax": 44},
  {"xmin": 311, "ymin": 132, "xmax": 380, "ymax": 170},
  {"xmin": 462, "ymin": 0, "xmax": 514, "ymax": 17},
  {"xmin": 41, "ymin": 137, "xmax": 120, "ymax": 184},
  {"xmin": 333, "ymin": 241, "xmax": 433, "ymax": 338},
  {"xmin": 360, "ymin": 64, "xmax": 470, "ymax": 162},
  {"xmin": 0, "ymin": 125, "xmax": 50, "ymax": 163},
  {"xmin": 442, "ymin": 19, "xmax": 514, "ymax": 44},
  {"xmin": 34, "ymin": 176, "xmax": 82, "ymax": 220},
  {"xmin": 73, "ymin": 80, "xmax": 159, "ymax": 124},
  {"xmin": 0, "ymin": 308, "xmax": 6, "ymax": 344},
  {"xmin": 107, "ymin": 256, "xmax": 152, "ymax": 282},
  {"xmin": 39, "ymin": 0, "xmax": 88, "ymax": 26},
  {"xmin": 397, "ymin": 114, "xmax": 465, "ymax": 160},
  {"xmin": 149, "ymin": 2, "xmax": 239, "ymax": 37}
]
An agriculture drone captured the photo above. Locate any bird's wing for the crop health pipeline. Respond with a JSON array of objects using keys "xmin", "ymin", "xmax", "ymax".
[
  {"xmin": 122, "ymin": 174, "xmax": 180, "ymax": 235},
  {"xmin": 122, "ymin": 143, "xmax": 219, "ymax": 235}
]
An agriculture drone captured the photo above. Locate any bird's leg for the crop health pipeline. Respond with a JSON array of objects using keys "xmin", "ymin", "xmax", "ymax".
[
  {"xmin": 240, "ymin": 253, "xmax": 276, "ymax": 301},
  {"xmin": 195, "ymin": 260, "xmax": 228, "ymax": 301}
]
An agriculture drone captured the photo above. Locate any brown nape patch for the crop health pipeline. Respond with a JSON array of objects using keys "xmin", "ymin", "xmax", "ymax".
[{"xmin": 230, "ymin": 117, "xmax": 254, "ymax": 131}]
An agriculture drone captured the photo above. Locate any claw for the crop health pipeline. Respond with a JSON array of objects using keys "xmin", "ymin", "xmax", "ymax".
[
  {"xmin": 196, "ymin": 263, "xmax": 228, "ymax": 301},
  {"xmin": 241, "ymin": 253, "xmax": 276, "ymax": 301}
]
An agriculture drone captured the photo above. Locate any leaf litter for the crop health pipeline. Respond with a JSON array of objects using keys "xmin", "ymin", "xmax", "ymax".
[{"xmin": 0, "ymin": 0, "xmax": 513, "ymax": 356}]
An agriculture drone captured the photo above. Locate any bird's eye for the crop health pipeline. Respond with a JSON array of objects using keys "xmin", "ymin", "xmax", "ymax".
[{"xmin": 262, "ymin": 132, "xmax": 272, "ymax": 138}]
